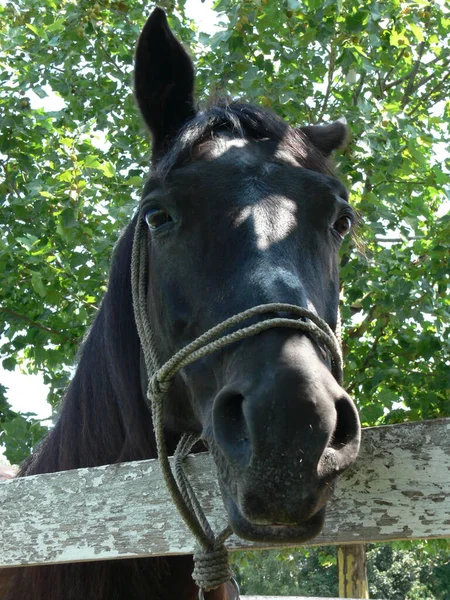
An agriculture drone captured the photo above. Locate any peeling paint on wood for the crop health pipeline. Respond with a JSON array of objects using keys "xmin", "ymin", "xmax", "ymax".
[{"xmin": 0, "ymin": 419, "xmax": 449, "ymax": 568}]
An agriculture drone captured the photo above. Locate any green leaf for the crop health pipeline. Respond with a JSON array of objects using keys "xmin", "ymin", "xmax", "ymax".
[
  {"xmin": 84, "ymin": 155, "xmax": 102, "ymax": 169},
  {"xmin": 31, "ymin": 271, "xmax": 47, "ymax": 298},
  {"xmin": 16, "ymin": 235, "xmax": 39, "ymax": 250},
  {"xmin": 209, "ymin": 29, "xmax": 231, "ymax": 50},
  {"xmin": 47, "ymin": 18, "xmax": 65, "ymax": 33},
  {"xmin": 125, "ymin": 176, "xmax": 143, "ymax": 185},
  {"xmin": 389, "ymin": 29, "xmax": 410, "ymax": 47},
  {"xmin": 33, "ymin": 87, "xmax": 48, "ymax": 99},
  {"xmin": 99, "ymin": 161, "xmax": 116, "ymax": 178},
  {"xmin": 408, "ymin": 22, "xmax": 424, "ymax": 43},
  {"xmin": 377, "ymin": 389, "xmax": 399, "ymax": 406},
  {"xmin": 25, "ymin": 23, "xmax": 46, "ymax": 40}
]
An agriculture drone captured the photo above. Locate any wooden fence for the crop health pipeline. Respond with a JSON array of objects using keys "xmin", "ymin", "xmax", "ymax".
[{"xmin": 1, "ymin": 418, "xmax": 449, "ymax": 597}]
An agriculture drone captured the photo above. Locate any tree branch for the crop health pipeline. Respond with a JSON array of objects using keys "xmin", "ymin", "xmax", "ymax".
[
  {"xmin": 402, "ymin": 40, "xmax": 427, "ymax": 107},
  {"xmin": 376, "ymin": 236, "xmax": 424, "ymax": 242},
  {"xmin": 381, "ymin": 54, "xmax": 444, "ymax": 94},
  {"xmin": 345, "ymin": 305, "xmax": 379, "ymax": 341},
  {"xmin": 407, "ymin": 70, "xmax": 450, "ymax": 118},
  {"xmin": 90, "ymin": 35, "xmax": 125, "ymax": 78},
  {"xmin": 346, "ymin": 318, "xmax": 389, "ymax": 394},
  {"xmin": 317, "ymin": 38, "xmax": 336, "ymax": 122},
  {"xmin": 373, "ymin": 178, "xmax": 430, "ymax": 188},
  {"xmin": 410, "ymin": 56, "xmax": 450, "ymax": 93},
  {"xmin": 383, "ymin": 71, "xmax": 416, "ymax": 93},
  {"xmin": 352, "ymin": 71, "xmax": 366, "ymax": 106},
  {"xmin": 383, "ymin": 48, "xmax": 406, "ymax": 85},
  {"xmin": 0, "ymin": 307, "xmax": 76, "ymax": 343}
]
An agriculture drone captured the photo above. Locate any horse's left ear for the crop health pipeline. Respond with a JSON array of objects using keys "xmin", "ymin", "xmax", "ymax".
[
  {"xmin": 134, "ymin": 8, "xmax": 196, "ymax": 158},
  {"xmin": 300, "ymin": 120, "xmax": 348, "ymax": 156}
]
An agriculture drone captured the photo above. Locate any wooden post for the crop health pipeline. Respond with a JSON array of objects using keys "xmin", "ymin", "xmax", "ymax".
[{"xmin": 337, "ymin": 544, "xmax": 369, "ymax": 598}]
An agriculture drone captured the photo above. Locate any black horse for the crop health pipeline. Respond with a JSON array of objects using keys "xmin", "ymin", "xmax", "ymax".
[{"xmin": 1, "ymin": 8, "xmax": 360, "ymax": 600}]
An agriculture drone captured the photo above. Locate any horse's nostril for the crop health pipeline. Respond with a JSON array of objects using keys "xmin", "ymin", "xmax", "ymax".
[
  {"xmin": 330, "ymin": 396, "xmax": 360, "ymax": 451},
  {"xmin": 213, "ymin": 390, "xmax": 252, "ymax": 469},
  {"xmin": 323, "ymin": 395, "xmax": 361, "ymax": 476}
]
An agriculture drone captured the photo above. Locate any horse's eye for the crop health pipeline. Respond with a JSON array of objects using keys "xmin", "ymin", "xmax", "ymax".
[
  {"xmin": 144, "ymin": 208, "xmax": 172, "ymax": 230},
  {"xmin": 333, "ymin": 215, "xmax": 352, "ymax": 238}
]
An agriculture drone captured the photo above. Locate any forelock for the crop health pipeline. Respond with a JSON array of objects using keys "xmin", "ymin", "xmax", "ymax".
[{"xmin": 151, "ymin": 101, "xmax": 335, "ymax": 180}]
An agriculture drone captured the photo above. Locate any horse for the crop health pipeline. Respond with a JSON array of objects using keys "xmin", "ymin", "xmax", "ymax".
[{"xmin": 0, "ymin": 8, "xmax": 361, "ymax": 600}]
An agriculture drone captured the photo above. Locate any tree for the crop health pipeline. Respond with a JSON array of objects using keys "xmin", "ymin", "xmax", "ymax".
[
  {"xmin": 0, "ymin": 0, "xmax": 448, "ymax": 485},
  {"xmin": 231, "ymin": 541, "xmax": 450, "ymax": 598}
]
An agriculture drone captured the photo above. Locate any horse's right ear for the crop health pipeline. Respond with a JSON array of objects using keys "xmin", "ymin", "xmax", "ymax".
[
  {"xmin": 300, "ymin": 121, "xmax": 349, "ymax": 157},
  {"xmin": 134, "ymin": 8, "xmax": 196, "ymax": 159}
]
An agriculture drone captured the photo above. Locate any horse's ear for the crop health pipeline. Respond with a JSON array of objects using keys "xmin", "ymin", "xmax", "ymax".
[
  {"xmin": 134, "ymin": 8, "xmax": 196, "ymax": 158},
  {"xmin": 300, "ymin": 120, "xmax": 348, "ymax": 156}
]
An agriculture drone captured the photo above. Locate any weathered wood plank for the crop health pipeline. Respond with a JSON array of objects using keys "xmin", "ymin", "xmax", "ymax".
[{"xmin": 0, "ymin": 419, "xmax": 449, "ymax": 568}]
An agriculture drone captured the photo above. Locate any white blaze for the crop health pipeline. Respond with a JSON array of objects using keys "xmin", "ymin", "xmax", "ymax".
[{"xmin": 236, "ymin": 198, "xmax": 297, "ymax": 250}]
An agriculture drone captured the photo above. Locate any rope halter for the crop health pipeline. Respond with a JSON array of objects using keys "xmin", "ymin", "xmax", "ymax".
[{"xmin": 131, "ymin": 215, "xmax": 344, "ymax": 596}]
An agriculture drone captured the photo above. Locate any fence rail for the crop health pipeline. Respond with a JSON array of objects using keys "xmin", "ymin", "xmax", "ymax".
[{"xmin": 1, "ymin": 418, "xmax": 449, "ymax": 569}]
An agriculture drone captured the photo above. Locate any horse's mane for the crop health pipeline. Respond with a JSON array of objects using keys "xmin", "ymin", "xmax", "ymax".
[{"xmin": 20, "ymin": 219, "xmax": 159, "ymax": 476}]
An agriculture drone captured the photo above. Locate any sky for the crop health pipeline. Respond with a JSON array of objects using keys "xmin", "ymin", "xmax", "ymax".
[{"xmin": 1, "ymin": 0, "xmax": 449, "ymax": 429}]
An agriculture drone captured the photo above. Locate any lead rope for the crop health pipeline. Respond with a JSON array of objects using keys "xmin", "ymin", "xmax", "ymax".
[{"xmin": 131, "ymin": 216, "xmax": 344, "ymax": 597}]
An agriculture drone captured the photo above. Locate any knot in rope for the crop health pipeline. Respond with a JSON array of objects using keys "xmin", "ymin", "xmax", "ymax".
[
  {"xmin": 149, "ymin": 375, "xmax": 170, "ymax": 398},
  {"xmin": 193, "ymin": 542, "xmax": 234, "ymax": 592}
]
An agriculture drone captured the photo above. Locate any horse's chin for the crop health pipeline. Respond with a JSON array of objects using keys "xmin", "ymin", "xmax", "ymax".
[{"xmin": 221, "ymin": 486, "xmax": 326, "ymax": 544}]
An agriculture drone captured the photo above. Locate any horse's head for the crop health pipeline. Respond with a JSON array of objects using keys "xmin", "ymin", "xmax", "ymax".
[{"xmin": 133, "ymin": 8, "xmax": 361, "ymax": 544}]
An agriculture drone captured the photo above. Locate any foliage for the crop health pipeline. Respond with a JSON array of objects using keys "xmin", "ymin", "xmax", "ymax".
[
  {"xmin": 1, "ymin": 374, "xmax": 49, "ymax": 466},
  {"xmin": 231, "ymin": 546, "xmax": 338, "ymax": 596},
  {"xmin": 0, "ymin": 1, "xmax": 449, "ymax": 460},
  {"xmin": 232, "ymin": 541, "xmax": 450, "ymax": 598},
  {"xmin": 367, "ymin": 542, "xmax": 450, "ymax": 599},
  {"xmin": 0, "ymin": 382, "xmax": 48, "ymax": 464}
]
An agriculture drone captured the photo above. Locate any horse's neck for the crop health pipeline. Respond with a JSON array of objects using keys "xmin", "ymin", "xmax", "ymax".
[{"xmin": 1, "ymin": 556, "xmax": 230, "ymax": 600}]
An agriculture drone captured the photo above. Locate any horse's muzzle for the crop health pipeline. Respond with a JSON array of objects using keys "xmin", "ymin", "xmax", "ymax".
[{"xmin": 209, "ymin": 332, "xmax": 361, "ymax": 543}]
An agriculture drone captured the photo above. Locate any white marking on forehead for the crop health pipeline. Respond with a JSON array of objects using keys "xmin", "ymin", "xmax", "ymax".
[
  {"xmin": 235, "ymin": 198, "xmax": 297, "ymax": 250},
  {"xmin": 207, "ymin": 137, "xmax": 249, "ymax": 158}
]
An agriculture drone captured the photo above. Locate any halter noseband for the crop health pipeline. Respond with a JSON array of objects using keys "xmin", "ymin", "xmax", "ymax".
[{"xmin": 131, "ymin": 215, "xmax": 344, "ymax": 597}]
